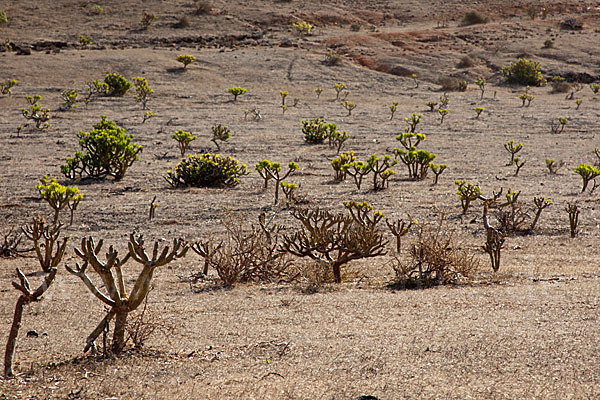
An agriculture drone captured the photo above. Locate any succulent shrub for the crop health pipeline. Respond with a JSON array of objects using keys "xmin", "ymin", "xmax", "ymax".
[
  {"xmin": 176, "ymin": 54, "xmax": 196, "ymax": 69},
  {"xmin": 501, "ymin": 58, "xmax": 546, "ymax": 86},
  {"xmin": 439, "ymin": 77, "xmax": 467, "ymax": 92},
  {"xmin": 474, "ymin": 107, "xmax": 485, "ymax": 118},
  {"xmin": 455, "ymin": 180, "xmax": 481, "ymax": 214},
  {"xmin": 60, "ymin": 89, "xmax": 79, "ymax": 111},
  {"xmin": 328, "ymin": 127, "xmax": 350, "ymax": 154},
  {"xmin": 132, "ymin": 77, "xmax": 153, "ymax": 109},
  {"xmin": 518, "ymin": 92, "xmax": 535, "ymax": 106},
  {"xmin": 142, "ymin": 111, "xmax": 155, "ymax": 124},
  {"xmin": 438, "ymin": 108, "xmax": 449, "ymax": 124},
  {"xmin": 425, "ymin": 101, "xmax": 438, "ymax": 111},
  {"xmin": 334, "ymin": 82, "xmax": 346, "ymax": 100},
  {"xmin": 279, "ymin": 90, "xmax": 288, "ymax": 105},
  {"xmin": 574, "ymin": 163, "xmax": 600, "ymax": 192},
  {"xmin": 302, "ymin": 117, "xmax": 329, "ymax": 144},
  {"xmin": 62, "ymin": 116, "xmax": 142, "ymax": 181},
  {"xmin": 565, "ymin": 202, "xmax": 580, "ymax": 238},
  {"xmin": 292, "ymin": 20, "xmax": 312, "ymax": 35},
  {"xmin": 79, "ymin": 35, "xmax": 92, "ymax": 47},
  {"xmin": 341, "ymin": 160, "xmax": 370, "ymax": 190},
  {"xmin": 36, "ymin": 176, "xmax": 83, "ymax": 225},
  {"xmin": 389, "ymin": 101, "xmax": 398, "ymax": 120},
  {"xmin": 140, "ymin": 11, "xmax": 156, "ymax": 29},
  {"xmin": 0, "ymin": 79, "xmax": 17, "ymax": 95},
  {"xmin": 545, "ymin": 158, "xmax": 564, "ymax": 175},
  {"xmin": 172, "ymin": 130, "xmax": 197, "ymax": 157},
  {"xmin": 255, "ymin": 160, "xmax": 299, "ymax": 204},
  {"xmin": 22, "ymin": 95, "xmax": 51, "ymax": 130},
  {"xmin": 164, "ymin": 153, "xmax": 248, "ymax": 187},
  {"xmin": 324, "ymin": 51, "xmax": 343, "ymax": 66},
  {"xmin": 590, "ymin": 83, "xmax": 600, "ymax": 94},
  {"xmin": 211, "ymin": 124, "xmax": 231, "ymax": 150},
  {"xmin": 550, "ymin": 117, "xmax": 568, "ymax": 134},
  {"xmin": 513, "ymin": 157, "xmax": 526, "ymax": 176},
  {"xmin": 104, "ymin": 73, "xmax": 132, "ymax": 97},
  {"xmin": 404, "ymin": 112, "xmax": 421, "ymax": 133},
  {"xmin": 575, "ymin": 99, "xmax": 582, "ymax": 110},
  {"xmin": 430, "ymin": 163, "xmax": 447, "ymax": 185},
  {"xmin": 366, "ymin": 154, "xmax": 397, "ymax": 190},
  {"xmin": 475, "ymin": 77, "xmax": 486, "ymax": 99},
  {"xmin": 331, "ymin": 151, "xmax": 356, "ymax": 181},
  {"xmin": 341, "ymin": 100, "xmax": 356, "ymax": 116},
  {"xmin": 0, "ymin": 9, "xmax": 7, "ymax": 24},
  {"xmin": 84, "ymin": 80, "xmax": 109, "ymax": 105},
  {"xmin": 314, "ymin": 87, "xmax": 323, "ymax": 98},
  {"xmin": 228, "ymin": 86, "xmax": 247, "ymax": 102},
  {"xmin": 504, "ymin": 140, "xmax": 523, "ymax": 165}
]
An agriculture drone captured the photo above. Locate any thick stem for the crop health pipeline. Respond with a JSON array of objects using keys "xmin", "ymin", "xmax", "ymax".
[
  {"xmin": 112, "ymin": 311, "xmax": 128, "ymax": 354},
  {"xmin": 332, "ymin": 263, "xmax": 342, "ymax": 284},
  {"xmin": 4, "ymin": 296, "xmax": 27, "ymax": 377}
]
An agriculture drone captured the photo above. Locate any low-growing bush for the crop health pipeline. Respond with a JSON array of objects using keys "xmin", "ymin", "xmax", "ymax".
[
  {"xmin": 228, "ymin": 86, "xmax": 247, "ymax": 102},
  {"xmin": 164, "ymin": 153, "xmax": 248, "ymax": 187},
  {"xmin": 176, "ymin": 54, "xmax": 196, "ymax": 69},
  {"xmin": 1, "ymin": 79, "xmax": 17, "ymax": 95},
  {"xmin": 0, "ymin": 9, "xmax": 7, "ymax": 24},
  {"xmin": 302, "ymin": 117, "xmax": 330, "ymax": 144},
  {"xmin": 104, "ymin": 73, "xmax": 132, "ymax": 97},
  {"xmin": 132, "ymin": 77, "xmax": 153, "ymax": 109},
  {"xmin": 501, "ymin": 58, "xmax": 546, "ymax": 86},
  {"xmin": 461, "ymin": 10, "xmax": 489, "ymax": 26},
  {"xmin": 439, "ymin": 77, "xmax": 468, "ymax": 91},
  {"xmin": 22, "ymin": 95, "xmax": 51, "ymax": 130},
  {"xmin": 62, "ymin": 116, "xmax": 142, "ymax": 181},
  {"xmin": 172, "ymin": 130, "xmax": 197, "ymax": 157},
  {"xmin": 36, "ymin": 175, "xmax": 83, "ymax": 225}
]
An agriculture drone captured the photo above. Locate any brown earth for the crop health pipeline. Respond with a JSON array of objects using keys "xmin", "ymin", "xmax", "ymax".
[{"xmin": 1, "ymin": 0, "xmax": 600, "ymax": 398}]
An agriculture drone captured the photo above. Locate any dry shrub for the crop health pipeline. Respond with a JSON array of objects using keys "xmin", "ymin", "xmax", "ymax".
[
  {"xmin": 390, "ymin": 215, "xmax": 478, "ymax": 289},
  {"xmin": 439, "ymin": 76, "xmax": 468, "ymax": 91},
  {"xmin": 551, "ymin": 80, "xmax": 571, "ymax": 93},
  {"xmin": 174, "ymin": 16, "xmax": 190, "ymax": 28},
  {"xmin": 324, "ymin": 51, "xmax": 343, "ymax": 66},
  {"xmin": 126, "ymin": 289, "xmax": 175, "ymax": 349},
  {"xmin": 194, "ymin": 0, "xmax": 212, "ymax": 15},
  {"xmin": 1, "ymin": 227, "xmax": 29, "ymax": 258},
  {"xmin": 192, "ymin": 212, "xmax": 293, "ymax": 287},
  {"xmin": 461, "ymin": 10, "xmax": 490, "ymax": 26},
  {"xmin": 457, "ymin": 55, "xmax": 476, "ymax": 68}
]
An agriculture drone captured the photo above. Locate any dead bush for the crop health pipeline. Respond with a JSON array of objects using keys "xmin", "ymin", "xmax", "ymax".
[
  {"xmin": 461, "ymin": 10, "xmax": 490, "ymax": 26},
  {"xmin": 126, "ymin": 288, "xmax": 175, "ymax": 350},
  {"xmin": 560, "ymin": 17, "xmax": 582, "ymax": 31},
  {"xmin": 194, "ymin": 0, "xmax": 212, "ymax": 15},
  {"xmin": 0, "ymin": 227, "xmax": 29, "ymax": 258},
  {"xmin": 174, "ymin": 16, "xmax": 190, "ymax": 28},
  {"xmin": 390, "ymin": 215, "xmax": 479, "ymax": 289},
  {"xmin": 457, "ymin": 55, "xmax": 476, "ymax": 68},
  {"xmin": 192, "ymin": 212, "xmax": 293, "ymax": 287},
  {"xmin": 439, "ymin": 76, "xmax": 468, "ymax": 92}
]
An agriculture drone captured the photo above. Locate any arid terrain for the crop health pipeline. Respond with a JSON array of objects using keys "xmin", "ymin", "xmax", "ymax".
[{"xmin": 1, "ymin": 0, "xmax": 600, "ymax": 398}]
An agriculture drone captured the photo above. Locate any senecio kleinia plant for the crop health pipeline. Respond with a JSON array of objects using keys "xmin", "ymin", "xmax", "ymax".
[
  {"xmin": 331, "ymin": 151, "xmax": 356, "ymax": 181},
  {"xmin": 255, "ymin": 160, "xmax": 299, "ymax": 204},
  {"xmin": 474, "ymin": 107, "xmax": 485, "ymax": 119},
  {"xmin": 132, "ymin": 77, "xmax": 153, "ymax": 109},
  {"xmin": 164, "ymin": 153, "xmax": 249, "ymax": 187},
  {"xmin": 334, "ymin": 82, "xmax": 346, "ymax": 100},
  {"xmin": 60, "ymin": 89, "xmax": 79, "ymax": 111},
  {"xmin": 62, "ymin": 116, "xmax": 142, "ymax": 181},
  {"xmin": 22, "ymin": 95, "xmax": 51, "ymax": 130},
  {"xmin": 550, "ymin": 117, "xmax": 568, "ymax": 134},
  {"xmin": 36, "ymin": 176, "xmax": 83, "ymax": 225},
  {"xmin": 302, "ymin": 117, "xmax": 330, "ymax": 144},
  {"xmin": 341, "ymin": 100, "xmax": 356, "ymax": 116},
  {"xmin": 228, "ymin": 87, "xmax": 247, "ymax": 102},
  {"xmin": 455, "ymin": 180, "xmax": 481, "ymax": 214},
  {"xmin": 211, "ymin": 124, "xmax": 231, "ymax": 150},
  {"xmin": 172, "ymin": 130, "xmax": 197, "ymax": 157},
  {"xmin": 1, "ymin": 79, "xmax": 17, "ymax": 95},
  {"xmin": 104, "ymin": 73, "xmax": 132, "ymax": 97},
  {"xmin": 574, "ymin": 163, "xmax": 600, "ymax": 193},
  {"xmin": 475, "ymin": 77, "xmax": 486, "ymax": 99},
  {"xmin": 176, "ymin": 54, "xmax": 196, "ymax": 69},
  {"xmin": 292, "ymin": 20, "xmax": 312, "ymax": 35},
  {"xmin": 389, "ymin": 101, "xmax": 398, "ymax": 120},
  {"xmin": 366, "ymin": 153, "xmax": 397, "ymax": 190},
  {"xmin": 501, "ymin": 58, "xmax": 546, "ymax": 86}
]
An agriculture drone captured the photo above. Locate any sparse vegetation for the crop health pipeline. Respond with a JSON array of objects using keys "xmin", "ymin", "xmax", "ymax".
[
  {"xmin": 255, "ymin": 160, "xmax": 299, "ymax": 204},
  {"xmin": 164, "ymin": 153, "xmax": 249, "ymax": 187},
  {"xmin": 574, "ymin": 163, "xmax": 600, "ymax": 193},
  {"xmin": 140, "ymin": 11, "xmax": 156, "ymax": 29},
  {"xmin": 36, "ymin": 175, "xmax": 83, "ymax": 225},
  {"xmin": 474, "ymin": 106, "xmax": 485, "ymax": 118},
  {"xmin": 0, "ymin": 79, "xmax": 17, "ymax": 95},
  {"xmin": 211, "ymin": 124, "xmax": 231, "ymax": 150},
  {"xmin": 550, "ymin": 117, "xmax": 568, "ymax": 134},
  {"xmin": 502, "ymin": 58, "xmax": 546, "ymax": 86},
  {"xmin": 545, "ymin": 158, "xmax": 564, "ymax": 175},
  {"xmin": 292, "ymin": 20, "xmax": 312, "ymax": 35},
  {"xmin": 565, "ymin": 202, "xmax": 579, "ymax": 238},
  {"xmin": 389, "ymin": 101, "xmax": 398, "ymax": 120},
  {"xmin": 504, "ymin": 140, "xmax": 523, "ymax": 165},
  {"xmin": 60, "ymin": 89, "xmax": 79, "ymax": 111},
  {"xmin": 455, "ymin": 180, "xmax": 481, "ymax": 214}
]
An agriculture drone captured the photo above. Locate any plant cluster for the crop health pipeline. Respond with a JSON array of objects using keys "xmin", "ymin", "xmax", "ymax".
[
  {"xmin": 22, "ymin": 95, "xmax": 51, "ymax": 130},
  {"xmin": 36, "ymin": 175, "xmax": 83, "ymax": 225},
  {"xmin": 62, "ymin": 116, "xmax": 142, "ymax": 181},
  {"xmin": 502, "ymin": 58, "xmax": 546, "ymax": 86},
  {"xmin": 104, "ymin": 73, "xmax": 132, "ymax": 97},
  {"xmin": 60, "ymin": 89, "xmax": 79, "ymax": 111},
  {"xmin": 292, "ymin": 20, "xmax": 312, "ymax": 35},
  {"xmin": 331, "ymin": 151, "xmax": 356, "ymax": 181},
  {"xmin": 164, "ymin": 153, "xmax": 248, "ymax": 187},
  {"xmin": 84, "ymin": 80, "xmax": 109, "ymax": 105},
  {"xmin": 255, "ymin": 160, "xmax": 299, "ymax": 204}
]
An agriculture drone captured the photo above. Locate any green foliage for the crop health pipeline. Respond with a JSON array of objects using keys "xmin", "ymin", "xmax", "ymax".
[
  {"xmin": 104, "ymin": 73, "xmax": 132, "ymax": 97},
  {"xmin": 327, "ymin": 126, "xmax": 350, "ymax": 153},
  {"xmin": 474, "ymin": 106, "xmax": 485, "ymax": 118},
  {"xmin": 0, "ymin": 79, "xmax": 17, "ymax": 95},
  {"xmin": 334, "ymin": 83, "xmax": 346, "ymax": 100},
  {"xmin": 211, "ymin": 124, "xmax": 231, "ymax": 150},
  {"xmin": 0, "ymin": 9, "xmax": 7, "ymax": 24},
  {"xmin": 430, "ymin": 163, "xmax": 447, "ymax": 185},
  {"xmin": 22, "ymin": 95, "xmax": 51, "ymax": 130},
  {"xmin": 501, "ymin": 58, "xmax": 546, "ymax": 86},
  {"xmin": 61, "ymin": 116, "xmax": 142, "ymax": 181},
  {"xmin": 513, "ymin": 157, "xmax": 526, "ymax": 176},
  {"xmin": 575, "ymin": 98, "xmax": 582, "ymax": 110},
  {"xmin": 164, "ymin": 153, "xmax": 248, "ymax": 187},
  {"xmin": 341, "ymin": 160, "xmax": 370, "ymax": 190},
  {"xmin": 475, "ymin": 77, "xmax": 486, "ymax": 99},
  {"xmin": 404, "ymin": 112, "xmax": 421, "ymax": 133},
  {"xmin": 292, "ymin": 20, "xmax": 312, "ymax": 35},
  {"xmin": 591, "ymin": 83, "xmax": 600, "ymax": 94},
  {"xmin": 389, "ymin": 101, "xmax": 398, "ymax": 120},
  {"xmin": 79, "ymin": 35, "xmax": 92, "ymax": 46},
  {"xmin": 314, "ymin": 88, "xmax": 323, "ymax": 98},
  {"xmin": 172, "ymin": 130, "xmax": 197, "ymax": 157},
  {"xmin": 279, "ymin": 90, "xmax": 288, "ymax": 105},
  {"xmin": 366, "ymin": 153, "xmax": 397, "ymax": 190},
  {"xmin": 331, "ymin": 151, "xmax": 356, "ymax": 181},
  {"xmin": 438, "ymin": 109, "xmax": 449, "ymax": 124},
  {"xmin": 504, "ymin": 140, "xmax": 523, "ymax": 165},
  {"xmin": 455, "ymin": 180, "xmax": 481, "ymax": 214},
  {"xmin": 91, "ymin": 4, "xmax": 103, "ymax": 14},
  {"xmin": 550, "ymin": 117, "xmax": 568, "ymax": 134},
  {"xmin": 545, "ymin": 158, "xmax": 564, "ymax": 175},
  {"xmin": 518, "ymin": 92, "xmax": 535, "ymax": 106},
  {"xmin": 60, "ymin": 89, "xmax": 79, "ymax": 111},
  {"xmin": 36, "ymin": 175, "xmax": 83, "ymax": 225},
  {"xmin": 84, "ymin": 80, "xmax": 108, "ymax": 105},
  {"xmin": 228, "ymin": 86, "xmax": 247, "ymax": 102},
  {"xmin": 302, "ymin": 117, "xmax": 329, "ymax": 144},
  {"xmin": 341, "ymin": 100, "xmax": 356, "ymax": 116},
  {"xmin": 574, "ymin": 163, "xmax": 600, "ymax": 192},
  {"xmin": 132, "ymin": 77, "xmax": 153, "ymax": 109},
  {"xmin": 255, "ymin": 160, "xmax": 299, "ymax": 204},
  {"xmin": 394, "ymin": 131, "xmax": 433, "ymax": 180},
  {"xmin": 176, "ymin": 54, "xmax": 196, "ymax": 69}
]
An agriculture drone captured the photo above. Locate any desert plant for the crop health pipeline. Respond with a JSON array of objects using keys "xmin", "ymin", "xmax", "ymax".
[
  {"xmin": 36, "ymin": 175, "xmax": 83, "ymax": 225},
  {"xmin": 550, "ymin": 76, "xmax": 570, "ymax": 93},
  {"xmin": 84, "ymin": 80, "xmax": 109, "ymax": 105},
  {"xmin": 425, "ymin": 101, "xmax": 438, "ymax": 111},
  {"xmin": 302, "ymin": 117, "xmax": 329, "ymax": 144},
  {"xmin": 590, "ymin": 83, "xmax": 600, "ymax": 94},
  {"xmin": 574, "ymin": 163, "xmax": 600, "ymax": 192},
  {"xmin": 391, "ymin": 214, "xmax": 478, "ymax": 288},
  {"xmin": 142, "ymin": 111, "xmax": 156, "ymax": 124},
  {"xmin": 430, "ymin": 163, "xmax": 447, "ymax": 185},
  {"xmin": 0, "ymin": 228, "xmax": 27, "ymax": 259},
  {"xmin": 565, "ymin": 202, "xmax": 579, "ymax": 238},
  {"xmin": 281, "ymin": 105, "xmax": 288, "ymax": 115},
  {"xmin": 518, "ymin": 92, "xmax": 535, "ymax": 106},
  {"xmin": 530, "ymin": 196, "xmax": 551, "ymax": 232},
  {"xmin": 67, "ymin": 234, "xmax": 187, "ymax": 354},
  {"xmin": 504, "ymin": 140, "xmax": 523, "ymax": 165},
  {"xmin": 550, "ymin": 117, "xmax": 567, "ymax": 134},
  {"xmin": 327, "ymin": 125, "xmax": 349, "ymax": 153},
  {"xmin": 575, "ymin": 99, "xmax": 582, "ymax": 110},
  {"xmin": 228, "ymin": 86, "xmax": 247, "ymax": 102},
  {"xmin": 314, "ymin": 87, "xmax": 323, "ymax": 98},
  {"xmin": 4, "ymin": 217, "xmax": 64, "ymax": 377},
  {"xmin": 91, "ymin": 4, "xmax": 103, "ymax": 14},
  {"xmin": 282, "ymin": 204, "xmax": 387, "ymax": 283},
  {"xmin": 561, "ymin": 17, "xmax": 582, "ymax": 30},
  {"xmin": 455, "ymin": 180, "xmax": 481, "ymax": 214},
  {"xmin": 366, "ymin": 153, "xmax": 397, "ymax": 190},
  {"xmin": 481, "ymin": 198, "xmax": 505, "ymax": 272},
  {"xmin": 0, "ymin": 79, "xmax": 17, "ymax": 95},
  {"xmin": 566, "ymin": 83, "xmax": 583, "ymax": 100},
  {"xmin": 438, "ymin": 109, "xmax": 449, "ymax": 124},
  {"xmin": 292, "ymin": 20, "xmax": 312, "ymax": 35},
  {"xmin": 334, "ymin": 82, "xmax": 346, "ymax": 100},
  {"xmin": 211, "ymin": 124, "xmax": 231, "ymax": 150},
  {"xmin": 513, "ymin": 157, "xmax": 526, "ymax": 176},
  {"xmin": 439, "ymin": 77, "xmax": 468, "ymax": 92},
  {"xmin": 545, "ymin": 158, "xmax": 564, "ymax": 174},
  {"xmin": 394, "ymin": 131, "xmax": 434, "ymax": 180},
  {"xmin": 172, "ymin": 130, "xmax": 197, "ymax": 157},
  {"xmin": 386, "ymin": 217, "xmax": 414, "ymax": 253},
  {"xmin": 22, "ymin": 216, "xmax": 69, "ymax": 273},
  {"xmin": 324, "ymin": 51, "xmax": 343, "ymax": 66},
  {"xmin": 22, "ymin": 95, "xmax": 51, "ymax": 130},
  {"xmin": 140, "ymin": 11, "xmax": 156, "ymax": 29},
  {"xmin": 543, "ymin": 39, "xmax": 554, "ymax": 48},
  {"xmin": 132, "ymin": 77, "xmax": 153, "ymax": 109},
  {"xmin": 164, "ymin": 153, "xmax": 248, "ymax": 187},
  {"xmin": 0, "ymin": 9, "xmax": 7, "ymax": 24},
  {"xmin": 194, "ymin": 0, "xmax": 212, "ymax": 14},
  {"xmin": 341, "ymin": 100, "xmax": 356, "ymax": 116},
  {"xmin": 104, "ymin": 73, "xmax": 132, "ymax": 97},
  {"xmin": 59, "ymin": 89, "xmax": 79, "ymax": 111},
  {"xmin": 474, "ymin": 107, "xmax": 485, "ymax": 119},
  {"xmin": 502, "ymin": 58, "xmax": 546, "ymax": 86},
  {"xmin": 404, "ymin": 112, "xmax": 421, "ymax": 133},
  {"xmin": 280, "ymin": 181, "xmax": 298, "ymax": 204},
  {"xmin": 331, "ymin": 151, "xmax": 356, "ymax": 181},
  {"xmin": 62, "ymin": 116, "xmax": 142, "ymax": 181},
  {"xmin": 595, "ymin": 148, "xmax": 600, "ymax": 168},
  {"xmin": 255, "ymin": 160, "xmax": 299, "ymax": 204},
  {"xmin": 439, "ymin": 93, "xmax": 449, "ymax": 108},
  {"xmin": 475, "ymin": 77, "xmax": 486, "ymax": 99},
  {"xmin": 341, "ymin": 160, "xmax": 370, "ymax": 190},
  {"xmin": 192, "ymin": 213, "xmax": 291, "ymax": 286},
  {"xmin": 389, "ymin": 101, "xmax": 398, "ymax": 120},
  {"xmin": 176, "ymin": 54, "xmax": 196, "ymax": 69},
  {"xmin": 279, "ymin": 90, "xmax": 288, "ymax": 105},
  {"xmin": 461, "ymin": 10, "xmax": 489, "ymax": 25},
  {"xmin": 493, "ymin": 189, "xmax": 530, "ymax": 234},
  {"xmin": 79, "ymin": 35, "xmax": 92, "ymax": 46}
]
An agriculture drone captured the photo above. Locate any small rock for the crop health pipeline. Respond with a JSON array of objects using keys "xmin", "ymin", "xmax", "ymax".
[{"xmin": 26, "ymin": 330, "xmax": 39, "ymax": 338}]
